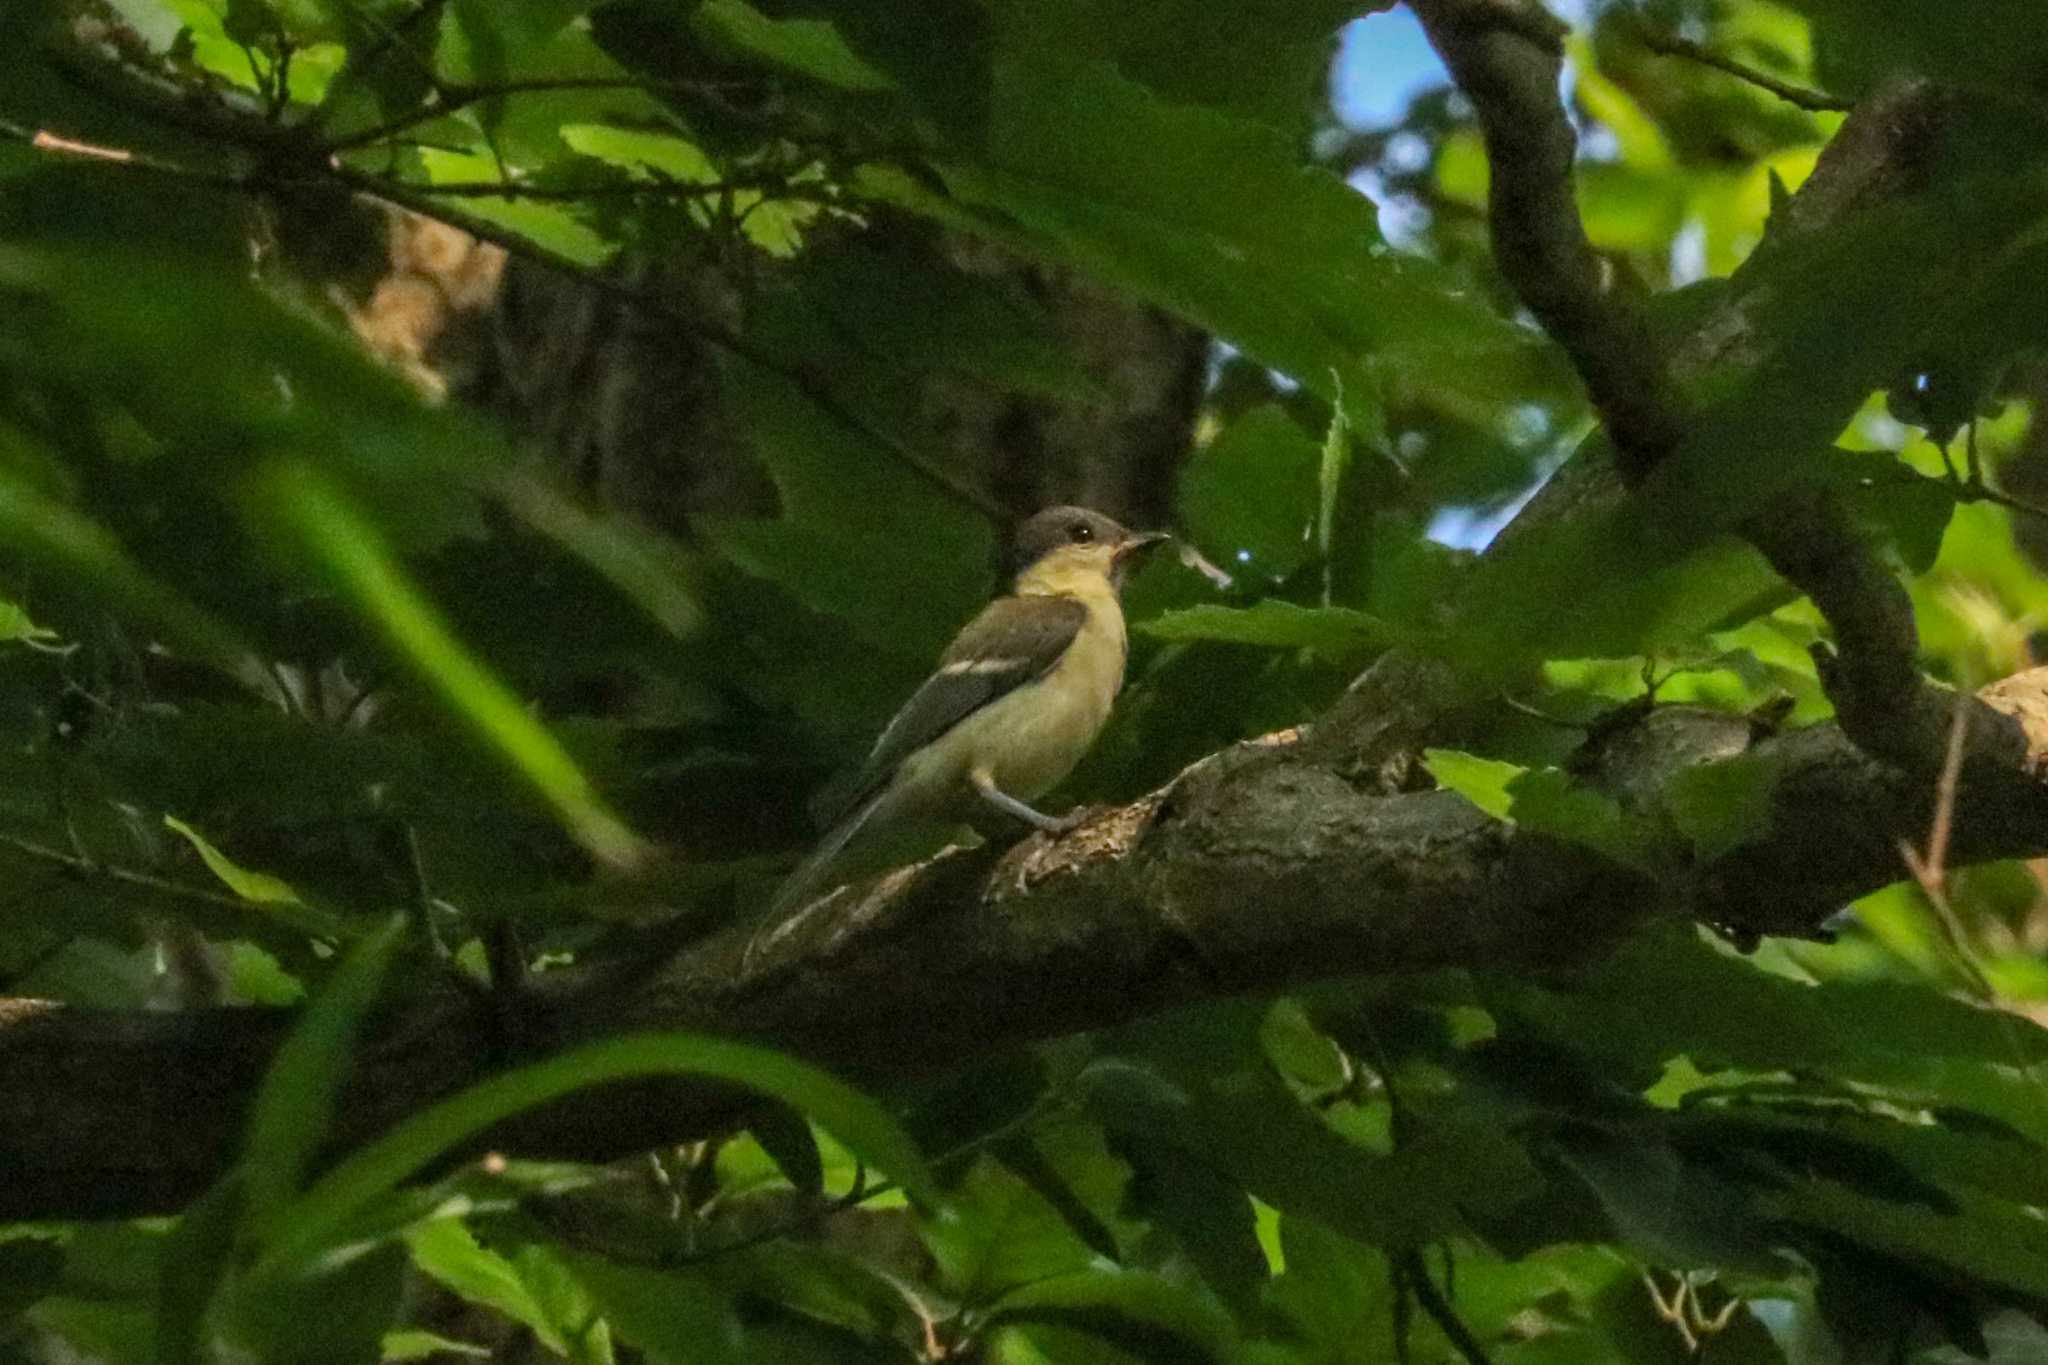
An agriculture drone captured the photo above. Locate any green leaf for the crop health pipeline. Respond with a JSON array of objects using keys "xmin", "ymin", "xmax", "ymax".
[
  {"xmin": 715, "ymin": 1240, "xmax": 914, "ymax": 1342},
  {"xmin": 226, "ymin": 1241, "xmax": 410, "ymax": 1365},
  {"xmin": 563, "ymin": 1255, "xmax": 745, "ymax": 1365},
  {"xmin": 1086, "ymin": 1006, "xmax": 1542, "ymax": 1252},
  {"xmin": 706, "ymin": 355, "xmax": 993, "ymax": 660},
  {"xmin": 162, "ymin": 814, "xmax": 306, "ymax": 909},
  {"xmin": 983, "ymin": 1269, "xmax": 1239, "ymax": 1365},
  {"xmin": 993, "ymin": 1135, "xmax": 1124, "ymax": 1266},
  {"xmin": 1554, "ymin": 1134, "xmax": 1789, "ymax": 1274},
  {"xmin": 256, "ymin": 1031, "xmax": 937, "ymax": 1275},
  {"xmin": 239, "ymin": 915, "xmax": 409, "ymax": 1249},
  {"xmin": 1424, "ymin": 750, "xmax": 1657, "ymax": 870},
  {"xmin": 0, "ymin": 1235, "xmax": 65, "ymax": 1325},
  {"xmin": 155, "ymin": 815, "xmax": 349, "ymax": 943},
  {"xmin": 1666, "ymin": 754, "xmax": 1783, "ymax": 862},
  {"xmin": 993, "ymin": 0, "xmax": 1367, "ymax": 136},
  {"xmin": 1490, "ymin": 924, "xmax": 2048, "ymax": 1147},
  {"xmin": 413, "ymin": 148, "xmax": 615, "ymax": 267},
  {"xmin": 558, "ymin": 124, "xmax": 719, "ymax": 181},
  {"xmin": 405, "ymin": 1220, "xmax": 581, "ymax": 1359},
  {"xmin": 0, "ymin": 429, "xmax": 259, "ymax": 686},
  {"xmin": 247, "ymin": 457, "xmax": 649, "ymax": 873},
  {"xmin": 801, "ymin": 244, "xmax": 1103, "ymax": 402},
  {"xmin": 747, "ymin": 1106, "xmax": 826, "ymax": 1198},
  {"xmin": 156, "ymin": 1175, "xmax": 246, "ymax": 1365},
  {"xmin": 1781, "ymin": 0, "xmax": 2048, "ymax": 96},
  {"xmin": 1421, "ymin": 748, "xmax": 1523, "ymax": 821},
  {"xmin": 1767, "ymin": 1177, "xmax": 2048, "ymax": 1298},
  {"xmin": 1179, "ymin": 405, "xmax": 1320, "ymax": 584},
  {"xmin": 380, "ymin": 1330, "xmax": 491, "ymax": 1361},
  {"xmin": 0, "ymin": 595, "xmax": 57, "ymax": 647},
  {"xmin": 1138, "ymin": 602, "xmax": 1392, "ymax": 654},
  {"xmin": 921, "ymin": 1126, "xmax": 1134, "ymax": 1301},
  {"xmin": 692, "ymin": 0, "xmax": 895, "ymax": 91},
  {"xmin": 861, "ymin": 53, "xmax": 1568, "ymax": 431},
  {"xmin": 1115, "ymin": 1139, "xmax": 1266, "ymax": 1315},
  {"xmin": 1503, "ymin": 768, "xmax": 1659, "ymax": 873}
]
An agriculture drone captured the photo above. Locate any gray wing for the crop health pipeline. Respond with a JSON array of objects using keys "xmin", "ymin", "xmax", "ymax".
[{"xmin": 812, "ymin": 595, "xmax": 1086, "ymax": 826}]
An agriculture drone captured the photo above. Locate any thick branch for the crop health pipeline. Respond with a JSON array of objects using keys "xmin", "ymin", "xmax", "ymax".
[
  {"xmin": 1410, "ymin": 0, "xmax": 1685, "ymax": 479},
  {"xmin": 12, "ymin": 665, "xmax": 2048, "ymax": 1218}
]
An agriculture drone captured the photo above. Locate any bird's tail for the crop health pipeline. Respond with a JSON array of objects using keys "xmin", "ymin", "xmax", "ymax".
[{"xmin": 763, "ymin": 780, "xmax": 901, "ymax": 924}]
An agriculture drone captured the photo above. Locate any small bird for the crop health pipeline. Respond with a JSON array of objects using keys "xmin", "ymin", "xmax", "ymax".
[{"xmin": 769, "ymin": 506, "xmax": 1169, "ymax": 916}]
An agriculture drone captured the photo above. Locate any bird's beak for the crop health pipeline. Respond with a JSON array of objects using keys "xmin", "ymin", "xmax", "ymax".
[{"xmin": 1114, "ymin": 530, "xmax": 1172, "ymax": 568}]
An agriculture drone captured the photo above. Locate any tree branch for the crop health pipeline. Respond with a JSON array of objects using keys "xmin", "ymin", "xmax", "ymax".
[
  {"xmin": 1407, "ymin": 2, "xmax": 2010, "ymax": 782},
  {"xmin": 11, "ymin": 661, "xmax": 2048, "ymax": 1218},
  {"xmin": 1409, "ymin": 0, "xmax": 1686, "ymax": 481}
]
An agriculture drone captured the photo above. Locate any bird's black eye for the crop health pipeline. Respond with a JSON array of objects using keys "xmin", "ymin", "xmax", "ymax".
[{"xmin": 1069, "ymin": 522, "xmax": 1094, "ymax": 543}]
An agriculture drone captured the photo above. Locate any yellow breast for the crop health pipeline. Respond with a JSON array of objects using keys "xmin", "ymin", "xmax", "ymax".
[
  {"xmin": 973, "ymin": 586, "xmax": 1126, "ymax": 799},
  {"xmin": 898, "ymin": 575, "xmax": 1128, "ymax": 806}
]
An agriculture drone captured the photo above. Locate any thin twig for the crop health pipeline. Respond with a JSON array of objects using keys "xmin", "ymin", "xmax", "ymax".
[
  {"xmin": 319, "ymin": 162, "xmax": 996, "ymax": 515},
  {"xmin": 1926, "ymin": 694, "xmax": 1968, "ymax": 879},
  {"xmin": 0, "ymin": 830, "xmax": 255, "ymax": 914},
  {"xmin": 385, "ymin": 175, "xmax": 829, "ymax": 204},
  {"xmin": 1897, "ymin": 697, "xmax": 1998, "ymax": 998},
  {"xmin": 40, "ymin": 41, "xmax": 995, "ymax": 517},
  {"xmin": 319, "ymin": 77, "xmax": 751, "ymax": 154},
  {"xmin": 1633, "ymin": 25, "xmax": 1854, "ymax": 113},
  {"xmin": 1397, "ymin": 1248, "xmax": 1495, "ymax": 1365},
  {"xmin": 0, "ymin": 117, "xmax": 253, "ymax": 189}
]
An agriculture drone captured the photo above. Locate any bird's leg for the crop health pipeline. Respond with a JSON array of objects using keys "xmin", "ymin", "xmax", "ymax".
[{"xmin": 970, "ymin": 768, "xmax": 1083, "ymax": 834}]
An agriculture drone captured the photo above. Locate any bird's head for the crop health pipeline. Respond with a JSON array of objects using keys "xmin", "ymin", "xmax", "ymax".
[{"xmin": 1006, "ymin": 506, "xmax": 1170, "ymax": 595}]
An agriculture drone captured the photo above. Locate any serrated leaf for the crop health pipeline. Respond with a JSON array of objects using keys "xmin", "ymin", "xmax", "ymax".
[
  {"xmin": 1421, "ymin": 748, "xmax": 1523, "ymax": 821},
  {"xmin": 413, "ymin": 149, "xmax": 614, "ymax": 267},
  {"xmin": 405, "ymin": 1220, "xmax": 577, "ymax": 1358},
  {"xmin": 860, "ymin": 53, "xmax": 1570, "ymax": 430},
  {"xmin": 559, "ymin": 124, "xmax": 718, "ymax": 181}
]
